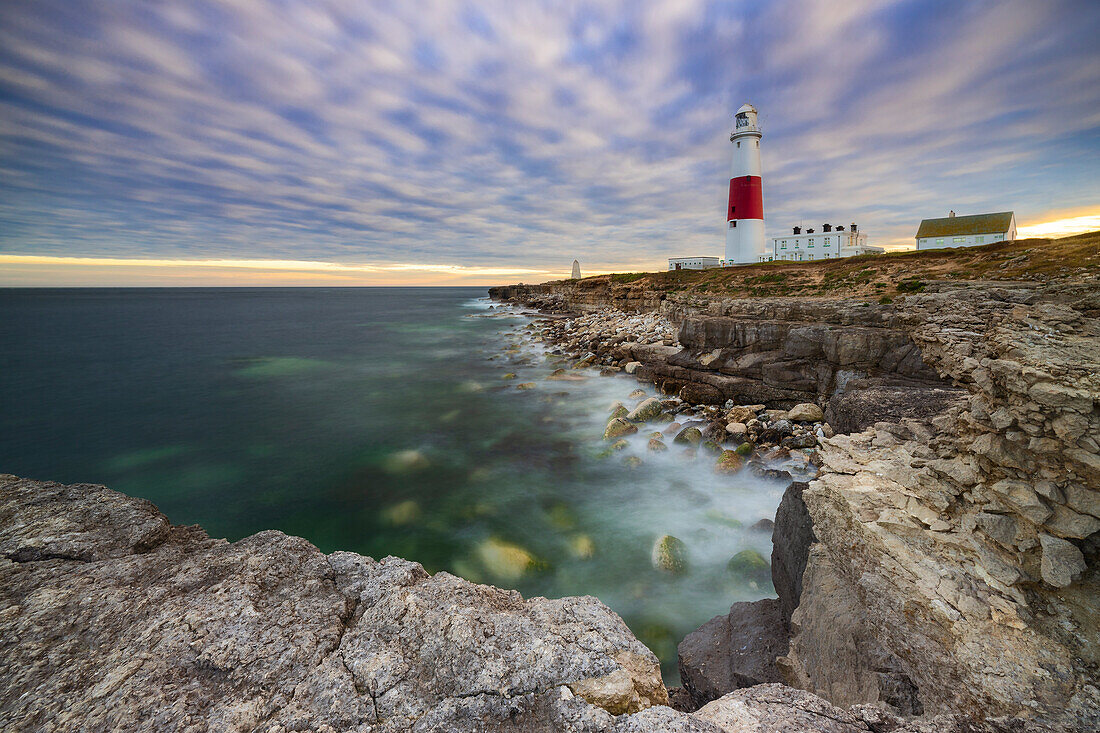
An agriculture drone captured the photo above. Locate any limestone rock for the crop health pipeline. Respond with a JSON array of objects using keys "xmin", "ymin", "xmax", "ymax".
[
  {"xmin": 1038, "ymin": 533, "xmax": 1086, "ymax": 587},
  {"xmin": 0, "ymin": 475, "xmax": 676, "ymax": 731},
  {"xmin": 786, "ymin": 403, "xmax": 824, "ymax": 422}
]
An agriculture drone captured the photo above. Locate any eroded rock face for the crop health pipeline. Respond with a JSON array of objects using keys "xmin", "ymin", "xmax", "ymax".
[
  {"xmin": 494, "ymin": 275, "xmax": 1100, "ymax": 731},
  {"xmin": 0, "ymin": 474, "xmax": 670, "ymax": 731}
]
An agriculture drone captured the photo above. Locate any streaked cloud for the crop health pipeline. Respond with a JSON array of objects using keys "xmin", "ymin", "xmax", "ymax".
[{"xmin": 0, "ymin": 0, "xmax": 1098, "ymax": 284}]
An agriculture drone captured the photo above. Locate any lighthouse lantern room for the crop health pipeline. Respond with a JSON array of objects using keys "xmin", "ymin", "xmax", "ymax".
[{"xmin": 725, "ymin": 103, "xmax": 766, "ymax": 264}]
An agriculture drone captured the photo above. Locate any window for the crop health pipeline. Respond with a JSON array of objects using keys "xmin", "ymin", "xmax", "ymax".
[
  {"xmin": 993, "ymin": 234, "xmax": 1003, "ymax": 241},
  {"xmin": 808, "ymin": 254, "xmax": 814, "ymax": 260},
  {"xmin": 823, "ymin": 238, "xmax": 830, "ymax": 247},
  {"xmin": 975, "ymin": 235, "xmax": 984, "ymax": 244},
  {"xmin": 729, "ymin": 221, "xmax": 736, "ymax": 228},
  {"xmin": 953, "ymin": 237, "xmax": 965, "ymax": 243},
  {"xmin": 807, "ymin": 238, "xmax": 814, "ymax": 247},
  {"xmin": 736, "ymin": 141, "xmax": 741, "ymax": 148},
  {"xmin": 935, "ymin": 238, "xmax": 944, "ymax": 245}
]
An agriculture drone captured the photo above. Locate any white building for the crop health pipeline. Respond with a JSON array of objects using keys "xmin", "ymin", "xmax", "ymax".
[
  {"xmin": 915, "ymin": 211, "xmax": 1016, "ymax": 250},
  {"xmin": 765, "ymin": 223, "xmax": 883, "ymax": 262},
  {"xmin": 724, "ymin": 103, "xmax": 767, "ymax": 264},
  {"xmin": 669, "ymin": 256, "xmax": 721, "ymax": 270}
]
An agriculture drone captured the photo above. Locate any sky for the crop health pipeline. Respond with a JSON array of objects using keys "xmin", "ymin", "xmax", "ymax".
[{"xmin": 1, "ymin": 0, "xmax": 1099, "ymax": 286}]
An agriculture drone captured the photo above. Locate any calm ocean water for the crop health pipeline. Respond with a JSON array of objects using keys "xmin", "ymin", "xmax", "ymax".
[{"xmin": 0, "ymin": 287, "xmax": 784, "ymax": 680}]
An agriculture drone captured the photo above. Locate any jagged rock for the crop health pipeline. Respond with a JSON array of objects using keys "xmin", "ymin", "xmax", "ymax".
[
  {"xmin": 770, "ymin": 482, "xmax": 815, "ymax": 623},
  {"xmin": 677, "ymin": 599, "xmax": 788, "ymax": 710},
  {"xmin": 0, "ymin": 476, "xmax": 672, "ymax": 731},
  {"xmin": 1038, "ymin": 533, "xmax": 1086, "ymax": 587}
]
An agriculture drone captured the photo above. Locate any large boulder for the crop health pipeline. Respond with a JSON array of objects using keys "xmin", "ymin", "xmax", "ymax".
[
  {"xmin": 786, "ymin": 403, "xmax": 824, "ymax": 423},
  {"xmin": 677, "ymin": 599, "xmax": 788, "ymax": 710},
  {"xmin": 0, "ymin": 475, "xmax": 670, "ymax": 731},
  {"xmin": 627, "ymin": 397, "xmax": 664, "ymax": 423}
]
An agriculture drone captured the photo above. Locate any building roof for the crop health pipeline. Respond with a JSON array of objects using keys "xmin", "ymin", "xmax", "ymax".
[{"xmin": 916, "ymin": 211, "xmax": 1014, "ymax": 238}]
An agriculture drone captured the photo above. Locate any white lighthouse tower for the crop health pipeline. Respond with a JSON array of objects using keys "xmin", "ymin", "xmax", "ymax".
[{"xmin": 725, "ymin": 103, "xmax": 766, "ymax": 264}]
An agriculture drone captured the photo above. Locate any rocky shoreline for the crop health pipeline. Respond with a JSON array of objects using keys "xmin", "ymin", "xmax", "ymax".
[
  {"xmin": 2, "ymin": 273, "xmax": 1096, "ymax": 731},
  {"xmin": 490, "ymin": 275, "xmax": 1100, "ymax": 732}
]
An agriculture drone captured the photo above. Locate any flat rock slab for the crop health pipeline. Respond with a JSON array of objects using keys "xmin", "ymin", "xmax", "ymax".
[{"xmin": 677, "ymin": 598, "xmax": 788, "ymax": 710}]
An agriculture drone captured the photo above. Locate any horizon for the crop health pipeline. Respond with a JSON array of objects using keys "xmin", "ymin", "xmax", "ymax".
[{"xmin": 2, "ymin": 1, "xmax": 1099, "ymax": 286}]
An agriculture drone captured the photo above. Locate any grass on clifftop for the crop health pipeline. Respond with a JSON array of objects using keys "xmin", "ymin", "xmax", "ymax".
[{"xmin": 580, "ymin": 230, "xmax": 1100, "ymax": 300}]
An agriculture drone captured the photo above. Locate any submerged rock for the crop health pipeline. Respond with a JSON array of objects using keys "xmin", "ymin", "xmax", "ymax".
[
  {"xmin": 382, "ymin": 449, "xmax": 430, "ymax": 474},
  {"xmin": 381, "ymin": 500, "xmax": 421, "ymax": 526},
  {"xmin": 651, "ymin": 534, "xmax": 688, "ymax": 573},
  {"xmin": 476, "ymin": 536, "xmax": 536, "ymax": 581},
  {"xmin": 727, "ymin": 549, "xmax": 770, "ymax": 584},
  {"xmin": 648, "ymin": 438, "xmax": 668, "ymax": 452}
]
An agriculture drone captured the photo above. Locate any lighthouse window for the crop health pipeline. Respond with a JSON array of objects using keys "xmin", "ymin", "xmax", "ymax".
[{"xmin": 736, "ymin": 141, "xmax": 741, "ymax": 148}]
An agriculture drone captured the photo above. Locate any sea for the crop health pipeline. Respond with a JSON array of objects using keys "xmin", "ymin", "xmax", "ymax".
[{"xmin": 0, "ymin": 287, "xmax": 787, "ymax": 681}]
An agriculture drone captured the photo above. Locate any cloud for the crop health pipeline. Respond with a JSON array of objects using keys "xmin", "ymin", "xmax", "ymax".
[{"xmin": 0, "ymin": 0, "xmax": 1098, "ymax": 278}]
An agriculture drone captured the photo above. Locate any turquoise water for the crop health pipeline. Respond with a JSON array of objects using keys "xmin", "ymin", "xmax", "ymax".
[{"xmin": 0, "ymin": 287, "xmax": 785, "ymax": 680}]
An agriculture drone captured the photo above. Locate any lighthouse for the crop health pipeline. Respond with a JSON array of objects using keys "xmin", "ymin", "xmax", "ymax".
[{"xmin": 725, "ymin": 103, "xmax": 766, "ymax": 264}]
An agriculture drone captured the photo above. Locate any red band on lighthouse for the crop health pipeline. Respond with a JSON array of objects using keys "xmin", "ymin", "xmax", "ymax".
[{"xmin": 727, "ymin": 176, "xmax": 763, "ymax": 221}]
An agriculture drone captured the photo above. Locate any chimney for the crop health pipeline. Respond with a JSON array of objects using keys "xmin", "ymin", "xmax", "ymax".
[
  {"xmin": 949, "ymin": 210, "xmax": 956, "ymax": 218},
  {"xmin": 851, "ymin": 223, "xmax": 857, "ymax": 232},
  {"xmin": 807, "ymin": 228, "xmax": 815, "ymax": 234},
  {"xmin": 823, "ymin": 223, "xmax": 832, "ymax": 232},
  {"xmin": 793, "ymin": 226, "xmax": 801, "ymax": 234},
  {"xmin": 837, "ymin": 225, "xmax": 845, "ymax": 231}
]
